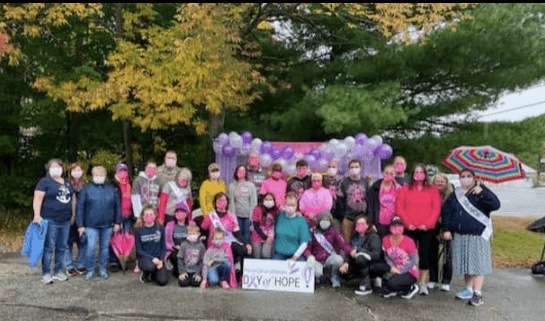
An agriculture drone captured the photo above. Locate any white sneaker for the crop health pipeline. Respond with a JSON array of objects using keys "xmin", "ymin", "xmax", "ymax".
[
  {"xmin": 52, "ymin": 272, "xmax": 69, "ymax": 282},
  {"xmin": 41, "ymin": 274, "xmax": 54, "ymax": 284},
  {"xmin": 440, "ymin": 284, "xmax": 450, "ymax": 292},
  {"xmin": 419, "ymin": 284, "xmax": 429, "ymax": 295},
  {"xmin": 427, "ymin": 282, "xmax": 437, "ymax": 289},
  {"xmin": 372, "ymin": 277, "xmax": 382, "ymax": 288}
]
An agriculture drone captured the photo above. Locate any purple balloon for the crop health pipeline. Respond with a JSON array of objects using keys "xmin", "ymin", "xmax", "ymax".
[
  {"xmin": 322, "ymin": 147, "xmax": 334, "ymax": 160},
  {"xmin": 375, "ymin": 144, "xmax": 393, "ymax": 159},
  {"xmin": 217, "ymin": 133, "xmax": 229, "ymax": 146},
  {"xmin": 355, "ymin": 133, "xmax": 367, "ymax": 146},
  {"xmin": 282, "ymin": 146, "xmax": 294, "ymax": 160},
  {"xmin": 260, "ymin": 141, "xmax": 272, "ymax": 155},
  {"xmin": 271, "ymin": 148, "xmax": 282, "ymax": 160},
  {"xmin": 338, "ymin": 166, "xmax": 346, "ymax": 176},
  {"xmin": 223, "ymin": 145, "xmax": 235, "ymax": 158},
  {"xmin": 242, "ymin": 131, "xmax": 253, "ymax": 144},
  {"xmin": 305, "ymin": 154, "xmax": 317, "ymax": 168},
  {"xmin": 353, "ymin": 145, "xmax": 365, "ymax": 158},
  {"xmin": 309, "ymin": 149, "xmax": 322, "ymax": 160},
  {"xmin": 365, "ymin": 138, "xmax": 380, "ymax": 153}
]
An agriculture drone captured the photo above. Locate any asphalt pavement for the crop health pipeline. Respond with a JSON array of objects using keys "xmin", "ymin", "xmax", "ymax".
[{"xmin": 1, "ymin": 252, "xmax": 544, "ymax": 321}]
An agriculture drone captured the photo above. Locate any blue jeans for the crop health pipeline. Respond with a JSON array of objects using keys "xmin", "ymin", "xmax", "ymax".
[
  {"xmin": 85, "ymin": 227, "xmax": 113, "ymax": 273},
  {"xmin": 271, "ymin": 252, "xmax": 306, "ymax": 261},
  {"xmin": 237, "ymin": 217, "xmax": 250, "ymax": 243},
  {"xmin": 42, "ymin": 220, "xmax": 70, "ymax": 275},
  {"xmin": 207, "ymin": 262, "xmax": 230, "ymax": 285},
  {"xmin": 64, "ymin": 224, "xmax": 86, "ymax": 270}
]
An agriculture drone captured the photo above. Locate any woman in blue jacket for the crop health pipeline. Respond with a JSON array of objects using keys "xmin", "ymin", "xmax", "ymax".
[
  {"xmin": 76, "ymin": 166, "xmax": 121, "ymax": 281},
  {"xmin": 442, "ymin": 169, "xmax": 500, "ymax": 307}
]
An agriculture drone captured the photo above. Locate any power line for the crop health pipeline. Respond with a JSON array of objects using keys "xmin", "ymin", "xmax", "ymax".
[{"xmin": 478, "ymin": 99, "xmax": 545, "ymax": 118}]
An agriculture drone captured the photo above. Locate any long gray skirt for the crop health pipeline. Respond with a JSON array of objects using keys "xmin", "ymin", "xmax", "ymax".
[{"xmin": 453, "ymin": 234, "xmax": 492, "ymax": 275}]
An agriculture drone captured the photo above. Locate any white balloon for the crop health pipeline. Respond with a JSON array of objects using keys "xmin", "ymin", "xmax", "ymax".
[
  {"xmin": 251, "ymin": 138, "xmax": 262, "ymax": 151},
  {"xmin": 231, "ymin": 135, "xmax": 243, "ymax": 148},
  {"xmin": 329, "ymin": 139, "xmax": 340, "ymax": 147},
  {"xmin": 286, "ymin": 164, "xmax": 296, "ymax": 176},
  {"xmin": 335, "ymin": 142, "xmax": 348, "ymax": 157},
  {"xmin": 212, "ymin": 141, "xmax": 222, "ymax": 154},
  {"xmin": 344, "ymin": 136, "xmax": 356, "ymax": 149},
  {"xmin": 370, "ymin": 135, "xmax": 383, "ymax": 146},
  {"xmin": 260, "ymin": 154, "xmax": 273, "ymax": 168}
]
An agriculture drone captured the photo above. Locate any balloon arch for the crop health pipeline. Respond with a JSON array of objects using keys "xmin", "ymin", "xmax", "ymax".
[{"xmin": 213, "ymin": 131, "xmax": 393, "ymax": 186}]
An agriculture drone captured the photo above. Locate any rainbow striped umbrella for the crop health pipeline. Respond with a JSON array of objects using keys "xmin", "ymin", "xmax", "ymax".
[{"xmin": 442, "ymin": 145, "xmax": 525, "ymax": 183}]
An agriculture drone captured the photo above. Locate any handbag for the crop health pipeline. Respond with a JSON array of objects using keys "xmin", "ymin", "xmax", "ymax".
[{"xmin": 531, "ymin": 261, "xmax": 545, "ymax": 275}]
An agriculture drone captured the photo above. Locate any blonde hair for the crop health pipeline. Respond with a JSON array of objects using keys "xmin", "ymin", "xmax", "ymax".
[
  {"xmin": 432, "ymin": 173, "xmax": 453, "ymax": 203},
  {"xmin": 135, "ymin": 204, "xmax": 160, "ymax": 228},
  {"xmin": 311, "ymin": 172, "xmax": 323, "ymax": 181}
]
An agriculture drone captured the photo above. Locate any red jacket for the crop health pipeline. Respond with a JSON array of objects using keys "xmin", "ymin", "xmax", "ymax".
[{"xmin": 396, "ymin": 184, "xmax": 441, "ymax": 230}]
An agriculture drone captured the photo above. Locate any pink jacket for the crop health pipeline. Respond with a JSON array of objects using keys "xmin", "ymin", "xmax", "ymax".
[
  {"xmin": 202, "ymin": 241, "xmax": 237, "ymax": 288},
  {"xmin": 260, "ymin": 178, "xmax": 287, "ymax": 207},
  {"xmin": 299, "ymin": 188, "xmax": 333, "ymax": 228}
]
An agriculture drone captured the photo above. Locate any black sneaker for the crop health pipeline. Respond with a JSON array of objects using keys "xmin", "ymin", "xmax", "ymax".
[
  {"xmin": 378, "ymin": 287, "xmax": 396, "ymax": 298},
  {"xmin": 355, "ymin": 278, "xmax": 372, "ymax": 296},
  {"xmin": 401, "ymin": 284, "xmax": 419, "ymax": 299},
  {"xmin": 469, "ymin": 293, "xmax": 484, "ymax": 306},
  {"xmin": 77, "ymin": 267, "xmax": 88, "ymax": 275}
]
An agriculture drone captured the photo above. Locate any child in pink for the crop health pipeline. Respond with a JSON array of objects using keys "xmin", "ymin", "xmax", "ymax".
[
  {"xmin": 250, "ymin": 193, "xmax": 279, "ymax": 259},
  {"xmin": 201, "ymin": 228, "xmax": 237, "ymax": 289},
  {"xmin": 299, "ymin": 173, "xmax": 333, "ymax": 228},
  {"xmin": 259, "ymin": 163, "xmax": 287, "ymax": 207}
]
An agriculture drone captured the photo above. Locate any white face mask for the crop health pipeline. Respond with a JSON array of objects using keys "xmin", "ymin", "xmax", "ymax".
[
  {"xmin": 71, "ymin": 170, "xmax": 83, "ymax": 179},
  {"xmin": 319, "ymin": 220, "xmax": 331, "ymax": 230},
  {"xmin": 460, "ymin": 177, "xmax": 474, "ymax": 187},
  {"xmin": 327, "ymin": 168, "xmax": 338, "ymax": 177},
  {"xmin": 165, "ymin": 159, "xmax": 176, "ymax": 168},
  {"xmin": 93, "ymin": 176, "xmax": 106, "ymax": 184},
  {"xmin": 285, "ymin": 206, "xmax": 296, "ymax": 217},
  {"xmin": 349, "ymin": 168, "xmax": 361, "ymax": 177},
  {"xmin": 210, "ymin": 172, "xmax": 220, "ymax": 180},
  {"xmin": 263, "ymin": 200, "xmax": 275, "ymax": 209},
  {"xmin": 49, "ymin": 167, "xmax": 62, "ymax": 177}
]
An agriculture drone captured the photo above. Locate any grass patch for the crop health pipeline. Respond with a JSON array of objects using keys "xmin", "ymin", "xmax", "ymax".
[{"xmin": 492, "ymin": 216, "xmax": 545, "ymax": 268}]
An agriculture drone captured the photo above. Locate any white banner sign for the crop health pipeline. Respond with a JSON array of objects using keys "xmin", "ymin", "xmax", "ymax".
[{"xmin": 242, "ymin": 259, "xmax": 315, "ymax": 293}]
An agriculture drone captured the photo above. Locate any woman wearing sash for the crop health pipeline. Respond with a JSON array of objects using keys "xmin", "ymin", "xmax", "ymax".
[
  {"xmin": 442, "ymin": 169, "xmax": 500, "ymax": 307},
  {"xmin": 158, "ymin": 168, "xmax": 193, "ymax": 225},
  {"xmin": 201, "ymin": 192, "xmax": 252, "ymax": 283}
]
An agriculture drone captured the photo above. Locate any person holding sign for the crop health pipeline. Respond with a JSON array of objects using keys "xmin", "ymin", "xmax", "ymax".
[
  {"xmin": 272, "ymin": 192, "xmax": 311, "ymax": 261},
  {"xmin": 304, "ymin": 211, "xmax": 354, "ymax": 287},
  {"xmin": 442, "ymin": 169, "xmax": 500, "ymax": 307}
]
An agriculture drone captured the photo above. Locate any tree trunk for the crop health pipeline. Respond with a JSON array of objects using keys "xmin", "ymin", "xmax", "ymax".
[{"xmin": 208, "ymin": 108, "xmax": 226, "ymax": 163}]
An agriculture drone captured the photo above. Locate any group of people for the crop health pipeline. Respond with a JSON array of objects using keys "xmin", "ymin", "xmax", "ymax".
[{"xmin": 32, "ymin": 150, "xmax": 500, "ymax": 306}]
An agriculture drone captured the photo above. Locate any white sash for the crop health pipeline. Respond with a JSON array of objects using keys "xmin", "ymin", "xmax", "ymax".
[
  {"xmin": 209, "ymin": 211, "xmax": 242, "ymax": 245},
  {"xmin": 454, "ymin": 187, "xmax": 493, "ymax": 241},
  {"xmin": 168, "ymin": 181, "xmax": 185, "ymax": 203},
  {"xmin": 314, "ymin": 232, "xmax": 337, "ymax": 256}
]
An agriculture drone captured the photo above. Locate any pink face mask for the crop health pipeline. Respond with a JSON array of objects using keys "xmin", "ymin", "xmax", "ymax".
[
  {"xmin": 249, "ymin": 157, "xmax": 259, "ymax": 167},
  {"xmin": 175, "ymin": 212, "xmax": 186, "ymax": 221},
  {"xmin": 312, "ymin": 181, "xmax": 322, "ymax": 189},
  {"xmin": 390, "ymin": 225, "xmax": 404, "ymax": 235},
  {"xmin": 237, "ymin": 169, "xmax": 246, "ymax": 179},
  {"xmin": 143, "ymin": 215, "xmax": 155, "ymax": 225},
  {"xmin": 272, "ymin": 171, "xmax": 282, "ymax": 180},
  {"xmin": 117, "ymin": 171, "xmax": 128, "ymax": 179},
  {"xmin": 216, "ymin": 199, "xmax": 228, "ymax": 211},
  {"xmin": 413, "ymin": 173, "xmax": 426, "ymax": 182},
  {"xmin": 395, "ymin": 164, "xmax": 406, "ymax": 173},
  {"xmin": 178, "ymin": 179, "xmax": 188, "ymax": 188},
  {"xmin": 146, "ymin": 168, "xmax": 156, "ymax": 178},
  {"xmin": 383, "ymin": 173, "xmax": 395, "ymax": 182},
  {"xmin": 355, "ymin": 223, "xmax": 368, "ymax": 234},
  {"xmin": 297, "ymin": 168, "xmax": 307, "ymax": 177}
]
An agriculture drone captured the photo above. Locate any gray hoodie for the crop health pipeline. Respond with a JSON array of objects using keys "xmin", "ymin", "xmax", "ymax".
[{"xmin": 131, "ymin": 172, "xmax": 161, "ymax": 217}]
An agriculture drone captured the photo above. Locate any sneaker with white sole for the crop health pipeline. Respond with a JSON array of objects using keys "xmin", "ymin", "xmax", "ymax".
[
  {"xmin": 355, "ymin": 278, "xmax": 372, "ymax": 296},
  {"xmin": 41, "ymin": 274, "xmax": 54, "ymax": 284},
  {"xmin": 401, "ymin": 284, "xmax": 419, "ymax": 299},
  {"xmin": 455, "ymin": 288, "xmax": 473, "ymax": 300},
  {"xmin": 378, "ymin": 287, "xmax": 396, "ymax": 298},
  {"xmin": 469, "ymin": 293, "xmax": 484, "ymax": 306},
  {"xmin": 427, "ymin": 282, "xmax": 437, "ymax": 289},
  {"xmin": 52, "ymin": 272, "xmax": 68, "ymax": 282},
  {"xmin": 419, "ymin": 284, "xmax": 429, "ymax": 295},
  {"xmin": 440, "ymin": 284, "xmax": 450, "ymax": 292},
  {"xmin": 331, "ymin": 276, "xmax": 341, "ymax": 288}
]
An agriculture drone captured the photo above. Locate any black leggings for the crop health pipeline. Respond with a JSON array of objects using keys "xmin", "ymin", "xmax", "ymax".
[
  {"xmin": 231, "ymin": 242, "xmax": 250, "ymax": 273},
  {"xmin": 139, "ymin": 258, "xmax": 170, "ymax": 286},
  {"xmin": 370, "ymin": 262, "xmax": 417, "ymax": 293},
  {"xmin": 429, "ymin": 235, "xmax": 453, "ymax": 284},
  {"xmin": 178, "ymin": 272, "xmax": 201, "ymax": 287},
  {"xmin": 406, "ymin": 230, "xmax": 435, "ymax": 270}
]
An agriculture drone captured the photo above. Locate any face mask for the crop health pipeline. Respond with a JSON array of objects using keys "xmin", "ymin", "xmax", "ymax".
[
  {"xmin": 390, "ymin": 225, "xmax": 404, "ymax": 235},
  {"xmin": 327, "ymin": 168, "xmax": 338, "ymax": 177},
  {"xmin": 146, "ymin": 168, "xmax": 156, "ymax": 178},
  {"xmin": 263, "ymin": 200, "xmax": 275, "ymax": 209},
  {"xmin": 213, "ymin": 240, "xmax": 223, "ymax": 247},
  {"xmin": 383, "ymin": 173, "xmax": 394, "ymax": 183},
  {"xmin": 49, "ymin": 167, "xmax": 62, "ymax": 177},
  {"xmin": 312, "ymin": 181, "xmax": 322, "ymax": 189},
  {"xmin": 349, "ymin": 168, "xmax": 361, "ymax": 177},
  {"xmin": 355, "ymin": 223, "xmax": 368, "ymax": 233},
  {"xmin": 143, "ymin": 215, "xmax": 155, "ymax": 225},
  {"xmin": 460, "ymin": 177, "xmax": 473, "ymax": 187},
  {"xmin": 249, "ymin": 157, "xmax": 259, "ymax": 167},
  {"xmin": 187, "ymin": 235, "xmax": 199, "ymax": 243},
  {"xmin": 210, "ymin": 172, "xmax": 220, "ymax": 180},
  {"xmin": 237, "ymin": 169, "xmax": 246, "ymax": 179},
  {"xmin": 178, "ymin": 179, "xmax": 188, "ymax": 188},
  {"xmin": 395, "ymin": 164, "xmax": 406, "ymax": 173},
  {"xmin": 93, "ymin": 176, "xmax": 105, "ymax": 184},
  {"xmin": 272, "ymin": 171, "xmax": 282, "ymax": 180},
  {"xmin": 297, "ymin": 168, "xmax": 307, "ymax": 178},
  {"xmin": 165, "ymin": 159, "xmax": 176, "ymax": 168},
  {"xmin": 413, "ymin": 173, "xmax": 426, "ymax": 182},
  {"xmin": 285, "ymin": 206, "xmax": 296, "ymax": 217},
  {"xmin": 71, "ymin": 170, "xmax": 83, "ymax": 179},
  {"xmin": 117, "ymin": 171, "xmax": 128, "ymax": 180},
  {"xmin": 175, "ymin": 212, "xmax": 186, "ymax": 221},
  {"xmin": 319, "ymin": 220, "xmax": 331, "ymax": 230},
  {"xmin": 216, "ymin": 199, "xmax": 228, "ymax": 211}
]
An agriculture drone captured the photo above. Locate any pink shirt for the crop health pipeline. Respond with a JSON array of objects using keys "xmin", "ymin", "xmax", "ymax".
[
  {"xmin": 260, "ymin": 178, "xmax": 287, "ymax": 207},
  {"xmin": 378, "ymin": 184, "xmax": 401, "ymax": 225},
  {"xmin": 250, "ymin": 206, "xmax": 278, "ymax": 244},
  {"xmin": 299, "ymin": 188, "xmax": 333, "ymax": 228},
  {"xmin": 201, "ymin": 211, "xmax": 240, "ymax": 248},
  {"xmin": 396, "ymin": 185, "xmax": 441, "ymax": 230},
  {"xmin": 383, "ymin": 235, "xmax": 419, "ymax": 278}
]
